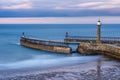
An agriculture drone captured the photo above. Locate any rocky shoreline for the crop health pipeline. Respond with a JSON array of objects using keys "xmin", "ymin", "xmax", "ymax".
[{"xmin": 1, "ymin": 59, "xmax": 120, "ymax": 80}]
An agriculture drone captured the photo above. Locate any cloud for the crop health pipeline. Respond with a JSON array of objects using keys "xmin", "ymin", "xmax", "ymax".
[
  {"xmin": 1, "ymin": 3, "xmax": 32, "ymax": 9},
  {"xmin": 1, "ymin": 0, "xmax": 120, "ymax": 10},
  {"xmin": 77, "ymin": 2, "xmax": 103, "ymax": 7},
  {"xmin": 53, "ymin": 0, "xmax": 120, "ymax": 11},
  {"xmin": 0, "ymin": 0, "xmax": 120, "ymax": 16},
  {"xmin": 77, "ymin": 0, "xmax": 120, "ymax": 10},
  {"xmin": 0, "ymin": 0, "xmax": 32, "ymax": 9}
]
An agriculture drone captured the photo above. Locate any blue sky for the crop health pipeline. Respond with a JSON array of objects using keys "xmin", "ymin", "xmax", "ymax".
[{"xmin": 0, "ymin": 0, "xmax": 120, "ymax": 17}]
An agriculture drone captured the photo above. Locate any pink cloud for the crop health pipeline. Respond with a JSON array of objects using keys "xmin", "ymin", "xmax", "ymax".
[
  {"xmin": 1, "ymin": 3, "xmax": 32, "ymax": 9},
  {"xmin": 0, "ymin": 0, "xmax": 32, "ymax": 9}
]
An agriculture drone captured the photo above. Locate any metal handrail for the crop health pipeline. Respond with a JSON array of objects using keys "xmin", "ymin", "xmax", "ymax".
[{"xmin": 21, "ymin": 37, "xmax": 69, "ymax": 47}]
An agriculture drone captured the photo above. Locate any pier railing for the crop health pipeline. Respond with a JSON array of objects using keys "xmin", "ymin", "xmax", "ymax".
[
  {"xmin": 64, "ymin": 36, "xmax": 120, "ymax": 43},
  {"xmin": 21, "ymin": 37, "xmax": 69, "ymax": 47}
]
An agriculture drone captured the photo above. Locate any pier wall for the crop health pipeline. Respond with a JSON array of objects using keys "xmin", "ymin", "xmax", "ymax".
[
  {"xmin": 77, "ymin": 42, "xmax": 98, "ymax": 55},
  {"xmin": 20, "ymin": 41, "xmax": 71, "ymax": 54},
  {"xmin": 77, "ymin": 42, "xmax": 120, "ymax": 59}
]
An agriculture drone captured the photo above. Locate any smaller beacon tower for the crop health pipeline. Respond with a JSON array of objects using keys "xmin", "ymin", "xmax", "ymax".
[
  {"xmin": 66, "ymin": 32, "xmax": 69, "ymax": 37},
  {"xmin": 22, "ymin": 32, "xmax": 25, "ymax": 37},
  {"xmin": 96, "ymin": 19, "xmax": 101, "ymax": 43}
]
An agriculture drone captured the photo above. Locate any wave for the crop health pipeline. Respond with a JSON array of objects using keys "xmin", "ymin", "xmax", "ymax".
[
  {"xmin": 0, "ymin": 55, "xmax": 100, "ymax": 70},
  {"xmin": 16, "ymin": 43, "xmax": 20, "ymax": 45}
]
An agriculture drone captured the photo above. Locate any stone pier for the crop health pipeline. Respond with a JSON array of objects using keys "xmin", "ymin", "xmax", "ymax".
[
  {"xmin": 77, "ymin": 42, "xmax": 120, "ymax": 59},
  {"xmin": 20, "ymin": 37, "xmax": 72, "ymax": 54}
]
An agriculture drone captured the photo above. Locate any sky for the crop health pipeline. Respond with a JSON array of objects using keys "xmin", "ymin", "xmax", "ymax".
[{"xmin": 0, "ymin": 0, "xmax": 120, "ymax": 24}]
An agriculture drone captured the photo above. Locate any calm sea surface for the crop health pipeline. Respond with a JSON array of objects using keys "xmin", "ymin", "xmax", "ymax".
[{"xmin": 0, "ymin": 24, "xmax": 119, "ymax": 70}]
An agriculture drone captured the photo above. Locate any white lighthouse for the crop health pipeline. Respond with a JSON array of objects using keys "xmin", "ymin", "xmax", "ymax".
[{"xmin": 96, "ymin": 19, "xmax": 101, "ymax": 43}]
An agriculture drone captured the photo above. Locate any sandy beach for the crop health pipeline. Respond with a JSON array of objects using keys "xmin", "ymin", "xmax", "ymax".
[{"xmin": 0, "ymin": 57, "xmax": 120, "ymax": 80}]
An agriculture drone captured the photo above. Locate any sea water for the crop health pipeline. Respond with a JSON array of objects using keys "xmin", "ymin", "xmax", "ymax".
[{"xmin": 0, "ymin": 24, "xmax": 119, "ymax": 70}]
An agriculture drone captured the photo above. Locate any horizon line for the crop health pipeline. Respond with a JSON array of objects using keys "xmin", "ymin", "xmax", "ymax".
[{"xmin": 0, "ymin": 16, "xmax": 120, "ymax": 24}]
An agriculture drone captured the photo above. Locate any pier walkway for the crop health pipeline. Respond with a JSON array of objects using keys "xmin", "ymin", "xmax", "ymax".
[
  {"xmin": 21, "ymin": 37, "xmax": 69, "ymax": 47},
  {"xmin": 64, "ymin": 36, "xmax": 120, "ymax": 44}
]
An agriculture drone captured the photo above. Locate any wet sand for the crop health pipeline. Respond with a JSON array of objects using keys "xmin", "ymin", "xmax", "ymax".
[{"xmin": 0, "ymin": 57, "xmax": 120, "ymax": 80}]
